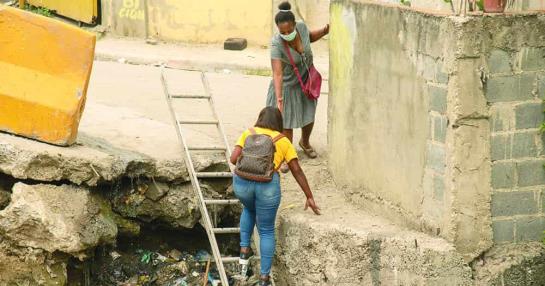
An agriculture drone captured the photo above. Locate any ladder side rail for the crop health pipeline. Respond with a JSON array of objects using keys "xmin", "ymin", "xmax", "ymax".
[{"xmin": 161, "ymin": 69, "xmax": 230, "ymax": 285}]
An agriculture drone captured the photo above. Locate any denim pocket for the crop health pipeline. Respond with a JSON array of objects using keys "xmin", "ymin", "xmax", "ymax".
[{"xmin": 259, "ymin": 176, "xmax": 281, "ymax": 203}]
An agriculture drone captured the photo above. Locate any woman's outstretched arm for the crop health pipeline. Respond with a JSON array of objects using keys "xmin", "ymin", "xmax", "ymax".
[
  {"xmin": 310, "ymin": 24, "xmax": 329, "ymax": 43},
  {"xmin": 230, "ymin": 146, "xmax": 242, "ymax": 165},
  {"xmin": 288, "ymin": 158, "xmax": 320, "ymax": 215},
  {"xmin": 272, "ymin": 59, "xmax": 284, "ymax": 112}
]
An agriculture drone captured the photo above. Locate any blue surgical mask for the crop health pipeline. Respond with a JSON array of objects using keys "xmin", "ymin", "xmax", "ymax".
[{"xmin": 280, "ymin": 30, "xmax": 297, "ymax": 42}]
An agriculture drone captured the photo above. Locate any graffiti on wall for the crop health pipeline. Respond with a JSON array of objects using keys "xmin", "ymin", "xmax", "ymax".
[{"xmin": 118, "ymin": 0, "xmax": 144, "ymax": 20}]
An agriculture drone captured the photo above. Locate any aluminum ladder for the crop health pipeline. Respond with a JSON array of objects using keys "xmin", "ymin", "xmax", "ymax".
[{"xmin": 161, "ymin": 69, "xmax": 272, "ymax": 285}]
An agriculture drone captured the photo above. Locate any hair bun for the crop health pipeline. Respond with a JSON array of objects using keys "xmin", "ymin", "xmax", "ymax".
[{"xmin": 278, "ymin": 1, "xmax": 291, "ymax": 11}]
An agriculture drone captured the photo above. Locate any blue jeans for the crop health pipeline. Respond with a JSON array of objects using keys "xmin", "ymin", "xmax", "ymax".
[{"xmin": 233, "ymin": 173, "xmax": 281, "ymax": 276}]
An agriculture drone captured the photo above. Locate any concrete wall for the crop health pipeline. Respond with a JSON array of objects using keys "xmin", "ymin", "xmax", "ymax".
[
  {"xmin": 484, "ymin": 18, "xmax": 545, "ymax": 244},
  {"xmin": 372, "ymin": 0, "xmax": 545, "ymax": 13},
  {"xmin": 328, "ymin": 0, "xmax": 544, "ymax": 261},
  {"xmin": 101, "ymin": 0, "xmax": 273, "ymax": 46},
  {"xmin": 329, "ymin": 1, "xmax": 442, "ymax": 235}
]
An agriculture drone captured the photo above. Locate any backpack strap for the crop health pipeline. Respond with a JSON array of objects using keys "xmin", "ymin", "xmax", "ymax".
[
  {"xmin": 272, "ymin": 133, "xmax": 285, "ymax": 143},
  {"xmin": 249, "ymin": 128, "xmax": 256, "ymax": 135}
]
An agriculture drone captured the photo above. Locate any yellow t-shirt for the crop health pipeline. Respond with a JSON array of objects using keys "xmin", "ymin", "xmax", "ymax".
[{"xmin": 235, "ymin": 127, "xmax": 298, "ymax": 169}]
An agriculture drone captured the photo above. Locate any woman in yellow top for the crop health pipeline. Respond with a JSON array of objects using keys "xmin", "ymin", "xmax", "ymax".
[{"xmin": 230, "ymin": 107, "xmax": 320, "ymax": 286}]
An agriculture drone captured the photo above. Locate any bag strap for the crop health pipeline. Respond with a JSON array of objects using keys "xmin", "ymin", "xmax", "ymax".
[
  {"xmin": 249, "ymin": 127, "xmax": 284, "ymax": 142},
  {"xmin": 272, "ymin": 133, "xmax": 285, "ymax": 143},
  {"xmin": 283, "ymin": 40, "xmax": 306, "ymax": 92}
]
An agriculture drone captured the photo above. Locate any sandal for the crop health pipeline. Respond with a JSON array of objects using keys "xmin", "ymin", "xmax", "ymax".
[{"xmin": 299, "ymin": 141, "xmax": 318, "ymax": 159}]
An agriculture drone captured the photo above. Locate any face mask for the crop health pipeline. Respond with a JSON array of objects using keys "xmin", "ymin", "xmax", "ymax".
[{"xmin": 280, "ymin": 29, "xmax": 297, "ymax": 42}]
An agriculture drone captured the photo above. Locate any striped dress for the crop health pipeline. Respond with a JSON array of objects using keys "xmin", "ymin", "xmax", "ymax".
[{"xmin": 266, "ymin": 21, "xmax": 317, "ymax": 129}]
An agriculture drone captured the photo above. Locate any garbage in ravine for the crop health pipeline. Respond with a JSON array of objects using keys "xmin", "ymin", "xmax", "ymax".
[{"xmin": 91, "ymin": 246, "xmax": 255, "ymax": 286}]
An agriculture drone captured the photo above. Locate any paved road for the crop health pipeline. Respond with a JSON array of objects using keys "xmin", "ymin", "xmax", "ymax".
[{"xmin": 85, "ymin": 61, "xmax": 329, "ymax": 156}]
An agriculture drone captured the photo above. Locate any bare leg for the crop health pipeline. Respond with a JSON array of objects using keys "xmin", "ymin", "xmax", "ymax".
[
  {"xmin": 299, "ymin": 122, "xmax": 317, "ymax": 158},
  {"xmin": 301, "ymin": 122, "xmax": 314, "ymax": 147},
  {"xmin": 240, "ymin": 247, "xmax": 251, "ymax": 254}
]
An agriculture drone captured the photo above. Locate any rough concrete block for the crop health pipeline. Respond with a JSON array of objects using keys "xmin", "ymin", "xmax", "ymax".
[
  {"xmin": 515, "ymin": 216, "xmax": 545, "ymax": 242},
  {"xmin": 517, "ymin": 160, "xmax": 545, "ymax": 187},
  {"xmin": 520, "ymin": 72, "xmax": 537, "ymax": 95},
  {"xmin": 428, "ymin": 85, "xmax": 447, "ymax": 113},
  {"xmin": 542, "ymin": 133, "xmax": 545, "ymax": 156},
  {"xmin": 427, "ymin": 143, "xmax": 446, "ymax": 174},
  {"xmin": 433, "ymin": 115, "xmax": 447, "ymax": 143},
  {"xmin": 512, "ymin": 132, "xmax": 538, "ymax": 158},
  {"xmin": 433, "ymin": 175, "xmax": 445, "ymax": 201},
  {"xmin": 492, "ymin": 219, "xmax": 514, "ymax": 242},
  {"xmin": 486, "ymin": 74, "xmax": 535, "ymax": 103},
  {"xmin": 491, "ymin": 134, "xmax": 510, "ymax": 161},
  {"xmin": 491, "ymin": 191, "xmax": 538, "ymax": 217},
  {"xmin": 490, "ymin": 104, "xmax": 515, "ymax": 132},
  {"xmin": 224, "ymin": 38, "xmax": 247, "ymax": 51},
  {"xmin": 423, "ymin": 56, "xmax": 436, "ymax": 81},
  {"xmin": 515, "ymin": 102, "xmax": 544, "ymax": 130},
  {"xmin": 543, "ymin": 190, "xmax": 545, "ymax": 212},
  {"xmin": 518, "ymin": 47, "xmax": 545, "ymax": 72},
  {"xmin": 492, "ymin": 162, "xmax": 516, "ymax": 189},
  {"xmin": 539, "ymin": 74, "xmax": 545, "ymax": 100},
  {"xmin": 437, "ymin": 68, "xmax": 449, "ymax": 84},
  {"xmin": 488, "ymin": 50, "xmax": 512, "ymax": 74}
]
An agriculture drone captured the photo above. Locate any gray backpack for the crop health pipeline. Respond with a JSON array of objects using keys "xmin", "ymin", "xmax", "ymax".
[{"xmin": 235, "ymin": 128, "xmax": 285, "ymax": 182}]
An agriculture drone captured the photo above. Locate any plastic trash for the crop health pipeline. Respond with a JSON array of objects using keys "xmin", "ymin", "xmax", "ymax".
[
  {"xmin": 110, "ymin": 251, "xmax": 121, "ymax": 261},
  {"xmin": 195, "ymin": 249, "xmax": 211, "ymax": 262},
  {"xmin": 208, "ymin": 272, "xmax": 221, "ymax": 286},
  {"xmin": 140, "ymin": 251, "xmax": 152, "ymax": 264},
  {"xmin": 171, "ymin": 277, "xmax": 188, "ymax": 286},
  {"xmin": 167, "ymin": 249, "xmax": 183, "ymax": 261}
]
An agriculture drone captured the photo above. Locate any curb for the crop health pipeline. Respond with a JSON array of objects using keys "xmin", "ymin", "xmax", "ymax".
[{"xmin": 94, "ymin": 52, "xmax": 273, "ymax": 77}]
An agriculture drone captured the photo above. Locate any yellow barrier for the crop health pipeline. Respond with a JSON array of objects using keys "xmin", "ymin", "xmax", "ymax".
[
  {"xmin": 0, "ymin": 5, "xmax": 96, "ymax": 146},
  {"xmin": 26, "ymin": 0, "xmax": 98, "ymax": 24}
]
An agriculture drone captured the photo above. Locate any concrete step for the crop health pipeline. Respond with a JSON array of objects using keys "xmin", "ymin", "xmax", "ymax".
[{"xmin": 274, "ymin": 195, "xmax": 473, "ymax": 285}]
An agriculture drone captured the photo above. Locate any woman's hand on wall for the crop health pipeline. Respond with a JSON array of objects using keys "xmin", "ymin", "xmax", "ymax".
[
  {"xmin": 310, "ymin": 24, "xmax": 330, "ymax": 42},
  {"xmin": 305, "ymin": 197, "xmax": 321, "ymax": 215},
  {"xmin": 323, "ymin": 24, "xmax": 329, "ymax": 36}
]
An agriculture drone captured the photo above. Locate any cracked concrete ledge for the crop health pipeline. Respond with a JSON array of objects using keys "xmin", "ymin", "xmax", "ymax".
[
  {"xmin": 275, "ymin": 203, "xmax": 473, "ymax": 285},
  {"xmin": 0, "ymin": 102, "xmax": 226, "ymax": 186}
]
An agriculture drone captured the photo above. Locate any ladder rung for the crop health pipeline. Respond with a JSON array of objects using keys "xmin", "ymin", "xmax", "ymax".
[
  {"xmin": 221, "ymin": 256, "xmax": 261, "ymax": 263},
  {"xmin": 171, "ymin": 94, "xmax": 210, "ymax": 99},
  {"xmin": 179, "ymin": 120, "xmax": 218, "ymax": 125},
  {"xmin": 188, "ymin": 146, "xmax": 227, "ymax": 151},
  {"xmin": 205, "ymin": 199, "xmax": 240, "ymax": 205},
  {"xmin": 213, "ymin": 227, "xmax": 240, "ymax": 234},
  {"xmin": 196, "ymin": 172, "xmax": 232, "ymax": 178}
]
